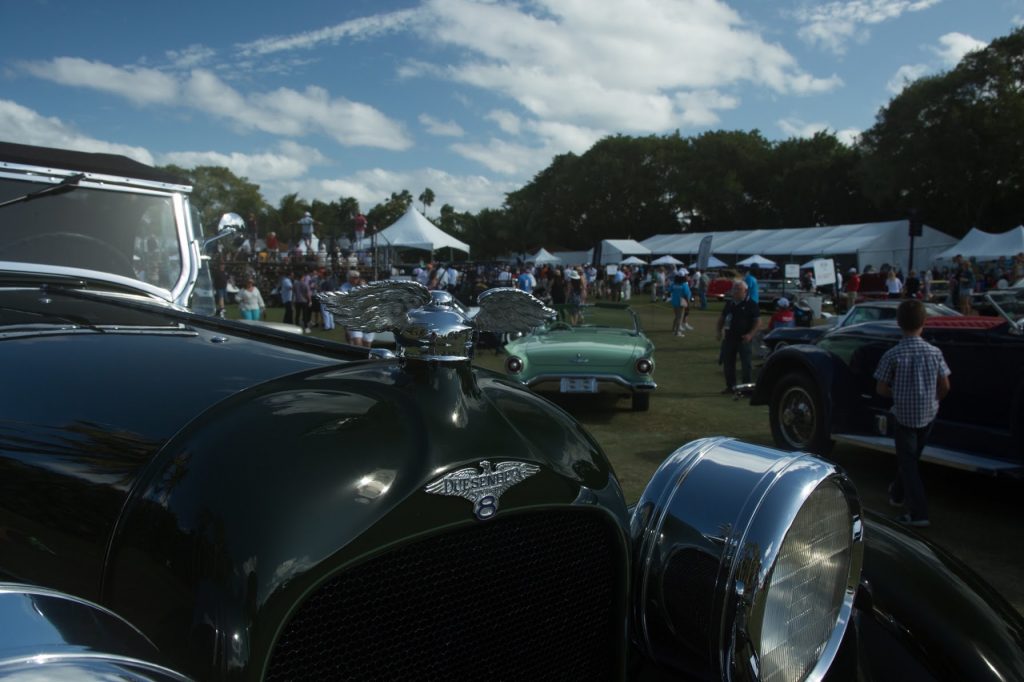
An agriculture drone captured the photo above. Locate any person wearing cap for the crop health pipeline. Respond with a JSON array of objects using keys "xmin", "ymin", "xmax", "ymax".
[
  {"xmin": 845, "ymin": 267, "xmax": 861, "ymax": 312},
  {"xmin": 770, "ymin": 297, "xmax": 795, "ymax": 329},
  {"xmin": 297, "ymin": 211, "xmax": 318, "ymax": 254}
]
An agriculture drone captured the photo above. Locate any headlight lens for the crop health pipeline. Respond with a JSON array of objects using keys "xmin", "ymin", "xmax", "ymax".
[
  {"xmin": 630, "ymin": 437, "xmax": 863, "ymax": 682},
  {"xmin": 505, "ymin": 355, "xmax": 523, "ymax": 374},
  {"xmin": 758, "ymin": 481, "xmax": 854, "ymax": 682},
  {"xmin": 635, "ymin": 358, "xmax": 653, "ymax": 374}
]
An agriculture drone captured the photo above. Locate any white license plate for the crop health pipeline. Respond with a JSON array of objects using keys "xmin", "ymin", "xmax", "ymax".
[{"xmin": 560, "ymin": 377, "xmax": 597, "ymax": 393}]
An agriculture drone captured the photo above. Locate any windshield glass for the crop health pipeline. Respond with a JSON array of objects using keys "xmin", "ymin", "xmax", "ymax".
[
  {"xmin": 0, "ymin": 177, "xmax": 183, "ymax": 289},
  {"xmin": 551, "ymin": 303, "xmax": 638, "ymax": 332}
]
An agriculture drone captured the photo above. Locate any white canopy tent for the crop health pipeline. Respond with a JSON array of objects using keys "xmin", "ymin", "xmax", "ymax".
[
  {"xmin": 934, "ymin": 226, "xmax": 1024, "ymax": 262},
  {"xmin": 737, "ymin": 254, "xmax": 777, "ymax": 268},
  {"xmin": 528, "ymin": 247, "xmax": 562, "ymax": 264},
  {"xmin": 650, "ymin": 254, "xmax": 684, "ymax": 265},
  {"xmin": 689, "ymin": 255, "xmax": 727, "ymax": 269},
  {"xmin": 620, "ymin": 255, "xmax": 647, "ymax": 265},
  {"xmin": 641, "ymin": 220, "xmax": 957, "ymax": 273},
  {"xmin": 376, "ymin": 206, "xmax": 470, "ymax": 255},
  {"xmin": 599, "ymin": 239, "xmax": 650, "ymax": 264}
]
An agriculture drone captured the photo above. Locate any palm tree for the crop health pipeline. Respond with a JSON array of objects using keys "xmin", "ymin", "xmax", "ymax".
[{"xmin": 419, "ymin": 188, "xmax": 436, "ymax": 215}]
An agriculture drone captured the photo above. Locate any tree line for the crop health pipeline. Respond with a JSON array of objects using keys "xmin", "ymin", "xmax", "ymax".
[{"xmin": 161, "ymin": 27, "xmax": 1024, "ymax": 259}]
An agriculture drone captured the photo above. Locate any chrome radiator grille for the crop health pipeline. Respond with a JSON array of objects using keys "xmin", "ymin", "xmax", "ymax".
[{"xmin": 265, "ymin": 509, "xmax": 621, "ymax": 681}]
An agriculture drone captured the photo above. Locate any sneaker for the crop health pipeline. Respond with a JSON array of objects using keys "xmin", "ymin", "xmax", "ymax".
[
  {"xmin": 896, "ymin": 514, "xmax": 930, "ymax": 528},
  {"xmin": 684, "ymin": 323, "xmax": 694, "ymax": 331},
  {"xmin": 674, "ymin": 331, "xmax": 685, "ymax": 337}
]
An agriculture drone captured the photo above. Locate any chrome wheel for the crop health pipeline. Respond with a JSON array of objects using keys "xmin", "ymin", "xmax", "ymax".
[{"xmin": 778, "ymin": 385, "xmax": 816, "ymax": 449}]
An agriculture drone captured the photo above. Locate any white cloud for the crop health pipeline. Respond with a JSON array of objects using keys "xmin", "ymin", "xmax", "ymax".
[
  {"xmin": 419, "ymin": 113, "xmax": 465, "ymax": 137},
  {"xmin": 261, "ymin": 1, "xmax": 839, "ymax": 135},
  {"xmin": 21, "ymin": 58, "xmax": 411, "ymax": 150},
  {"xmin": 674, "ymin": 90, "xmax": 740, "ymax": 126},
  {"xmin": 161, "ymin": 142, "xmax": 328, "ymax": 183},
  {"xmin": 777, "ymin": 117, "xmax": 860, "ymax": 145},
  {"xmin": 886, "ymin": 63, "xmax": 930, "ymax": 93},
  {"xmin": 417, "ymin": 0, "xmax": 840, "ymax": 132},
  {"xmin": 166, "ymin": 44, "xmax": 216, "ymax": 69},
  {"xmin": 451, "ymin": 118, "xmax": 604, "ymax": 176},
  {"xmin": 21, "ymin": 57, "xmax": 178, "ymax": 105},
  {"xmin": 1014, "ymin": 15, "xmax": 1024, "ymax": 27},
  {"xmin": 0, "ymin": 99, "xmax": 155, "ymax": 164},
  {"xmin": 486, "ymin": 109, "xmax": 522, "ymax": 135},
  {"xmin": 932, "ymin": 32, "xmax": 987, "ymax": 67},
  {"xmin": 793, "ymin": 0, "xmax": 942, "ymax": 54},
  {"xmin": 316, "ymin": 166, "xmax": 515, "ymax": 214},
  {"xmin": 236, "ymin": 9, "xmax": 424, "ymax": 56}
]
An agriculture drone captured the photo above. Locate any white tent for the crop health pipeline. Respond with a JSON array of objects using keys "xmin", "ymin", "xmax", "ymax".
[
  {"xmin": 620, "ymin": 255, "xmax": 647, "ymax": 265},
  {"xmin": 737, "ymin": 254, "xmax": 777, "ymax": 268},
  {"xmin": 934, "ymin": 226, "xmax": 1024, "ymax": 262},
  {"xmin": 528, "ymin": 247, "xmax": 562, "ymax": 264},
  {"xmin": 642, "ymin": 220, "xmax": 957, "ymax": 273},
  {"xmin": 599, "ymin": 239, "xmax": 650, "ymax": 264},
  {"xmin": 551, "ymin": 249, "xmax": 594, "ymax": 266},
  {"xmin": 376, "ymin": 206, "xmax": 470, "ymax": 254},
  {"xmin": 688, "ymin": 255, "xmax": 727, "ymax": 269},
  {"xmin": 650, "ymin": 254, "xmax": 684, "ymax": 265}
]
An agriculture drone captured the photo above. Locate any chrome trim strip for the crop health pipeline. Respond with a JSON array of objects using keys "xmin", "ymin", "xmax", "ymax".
[
  {"xmin": 833, "ymin": 433, "xmax": 1022, "ymax": 474},
  {"xmin": 0, "ymin": 583, "xmax": 156, "ymax": 647},
  {"xmin": 0, "ymin": 162, "xmax": 192, "ymax": 193},
  {"xmin": 0, "ymin": 652, "xmax": 191, "ymax": 681},
  {"xmin": 525, "ymin": 373, "xmax": 657, "ymax": 391}
]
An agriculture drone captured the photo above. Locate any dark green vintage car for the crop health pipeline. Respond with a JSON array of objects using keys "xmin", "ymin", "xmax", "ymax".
[
  {"xmin": 1, "ymin": 142, "xmax": 1023, "ymax": 681},
  {"xmin": 503, "ymin": 303, "xmax": 657, "ymax": 411}
]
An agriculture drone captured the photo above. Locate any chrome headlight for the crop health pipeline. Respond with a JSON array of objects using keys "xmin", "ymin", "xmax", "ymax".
[
  {"xmin": 505, "ymin": 355, "xmax": 524, "ymax": 374},
  {"xmin": 631, "ymin": 437, "xmax": 863, "ymax": 682},
  {"xmin": 635, "ymin": 358, "xmax": 654, "ymax": 374}
]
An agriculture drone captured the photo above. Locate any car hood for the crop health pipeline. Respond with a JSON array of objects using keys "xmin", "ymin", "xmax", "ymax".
[{"xmin": 507, "ymin": 328, "xmax": 650, "ymax": 368}]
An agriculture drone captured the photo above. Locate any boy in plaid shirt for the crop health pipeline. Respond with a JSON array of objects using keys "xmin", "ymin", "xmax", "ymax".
[{"xmin": 874, "ymin": 300, "xmax": 951, "ymax": 527}]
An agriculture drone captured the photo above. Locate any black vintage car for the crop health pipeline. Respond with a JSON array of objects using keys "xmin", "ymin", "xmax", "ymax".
[
  {"xmin": 2, "ymin": 141, "xmax": 1024, "ymax": 681},
  {"xmin": 761, "ymin": 300, "xmax": 961, "ymax": 355},
  {"xmin": 752, "ymin": 315, "xmax": 1024, "ymax": 475}
]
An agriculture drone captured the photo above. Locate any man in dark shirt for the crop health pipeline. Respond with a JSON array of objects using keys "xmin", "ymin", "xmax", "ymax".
[{"xmin": 717, "ymin": 281, "xmax": 760, "ymax": 392}]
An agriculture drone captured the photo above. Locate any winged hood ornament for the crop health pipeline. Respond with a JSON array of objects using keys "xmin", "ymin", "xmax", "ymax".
[{"xmin": 318, "ymin": 281, "xmax": 554, "ymax": 362}]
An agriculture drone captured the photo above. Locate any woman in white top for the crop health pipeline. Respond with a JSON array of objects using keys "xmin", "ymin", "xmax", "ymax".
[
  {"xmin": 885, "ymin": 270, "xmax": 903, "ymax": 299},
  {"xmin": 237, "ymin": 277, "xmax": 266, "ymax": 320}
]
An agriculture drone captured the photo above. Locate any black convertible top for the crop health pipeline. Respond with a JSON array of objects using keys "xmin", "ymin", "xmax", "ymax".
[{"xmin": 0, "ymin": 141, "xmax": 188, "ymax": 187}]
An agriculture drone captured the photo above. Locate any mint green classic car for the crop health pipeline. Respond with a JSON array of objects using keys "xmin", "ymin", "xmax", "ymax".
[{"xmin": 503, "ymin": 302, "xmax": 657, "ymax": 410}]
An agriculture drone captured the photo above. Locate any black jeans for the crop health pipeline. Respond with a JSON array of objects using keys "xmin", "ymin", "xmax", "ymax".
[
  {"xmin": 720, "ymin": 335, "xmax": 752, "ymax": 388},
  {"xmin": 282, "ymin": 301, "xmax": 294, "ymax": 325},
  {"xmin": 891, "ymin": 420, "xmax": 933, "ymax": 521}
]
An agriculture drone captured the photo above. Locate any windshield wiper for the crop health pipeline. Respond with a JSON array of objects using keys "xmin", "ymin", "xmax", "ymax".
[{"xmin": 0, "ymin": 173, "xmax": 85, "ymax": 209}]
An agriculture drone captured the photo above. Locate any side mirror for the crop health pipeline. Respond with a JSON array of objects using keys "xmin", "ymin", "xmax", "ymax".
[{"xmin": 202, "ymin": 212, "xmax": 245, "ymax": 249}]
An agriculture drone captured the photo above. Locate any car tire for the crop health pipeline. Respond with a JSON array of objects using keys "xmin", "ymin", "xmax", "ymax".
[
  {"xmin": 769, "ymin": 371, "xmax": 834, "ymax": 454},
  {"xmin": 632, "ymin": 392, "xmax": 650, "ymax": 412}
]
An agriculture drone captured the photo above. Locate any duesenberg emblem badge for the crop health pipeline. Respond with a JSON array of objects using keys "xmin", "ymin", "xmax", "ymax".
[{"xmin": 425, "ymin": 460, "xmax": 540, "ymax": 520}]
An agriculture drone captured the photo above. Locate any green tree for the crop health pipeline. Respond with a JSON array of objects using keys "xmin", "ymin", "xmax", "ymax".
[
  {"xmin": 159, "ymin": 165, "xmax": 268, "ymax": 235},
  {"xmin": 858, "ymin": 27, "xmax": 1024, "ymax": 236},
  {"xmin": 419, "ymin": 188, "xmax": 436, "ymax": 215}
]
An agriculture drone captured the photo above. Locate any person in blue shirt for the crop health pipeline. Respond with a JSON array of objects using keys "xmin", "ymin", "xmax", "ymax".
[
  {"xmin": 741, "ymin": 265, "xmax": 759, "ymax": 303},
  {"xmin": 669, "ymin": 274, "xmax": 693, "ymax": 336}
]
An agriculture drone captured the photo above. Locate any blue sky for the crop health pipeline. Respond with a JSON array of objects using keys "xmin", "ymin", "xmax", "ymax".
[{"xmin": 2, "ymin": 0, "xmax": 1020, "ymax": 214}]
